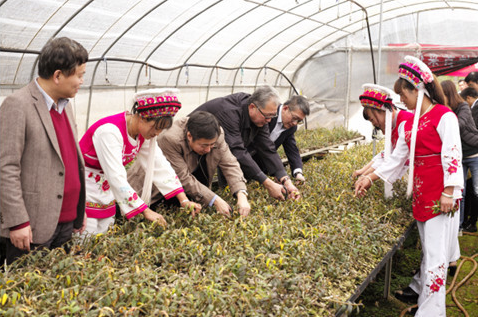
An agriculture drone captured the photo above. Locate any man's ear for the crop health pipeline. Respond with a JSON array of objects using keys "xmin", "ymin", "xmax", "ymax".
[{"xmin": 52, "ymin": 70, "xmax": 62, "ymax": 84}]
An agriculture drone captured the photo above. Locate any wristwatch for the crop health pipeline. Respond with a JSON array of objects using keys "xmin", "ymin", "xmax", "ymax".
[
  {"xmin": 293, "ymin": 171, "xmax": 303, "ymax": 178},
  {"xmin": 280, "ymin": 176, "xmax": 290, "ymax": 185},
  {"xmin": 237, "ymin": 189, "xmax": 248, "ymax": 197}
]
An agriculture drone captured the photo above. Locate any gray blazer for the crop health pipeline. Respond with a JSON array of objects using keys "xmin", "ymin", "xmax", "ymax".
[{"xmin": 0, "ymin": 81, "xmax": 85, "ymax": 244}]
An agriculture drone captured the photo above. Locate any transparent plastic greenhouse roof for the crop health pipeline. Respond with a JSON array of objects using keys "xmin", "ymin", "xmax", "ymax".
[{"xmin": 2, "ymin": 0, "xmax": 478, "ymax": 89}]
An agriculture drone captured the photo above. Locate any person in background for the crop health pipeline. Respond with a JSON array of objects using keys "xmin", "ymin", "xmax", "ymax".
[
  {"xmin": 458, "ymin": 79, "xmax": 468, "ymax": 93},
  {"xmin": 0, "ymin": 37, "xmax": 88, "ymax": 264},
  {"xmin": 441, "ymin": 80, "xmax": 478, "ymax": 233},
  {"xmin": 252, "ymin": 95, "xmax": 310, "ymax": 184},
  {"xmin": 353, "ymin": 84, "xmax": 413, "ymax": 183},
  {"xmin": 79, "ymin": 89, "xmax": 201, "ymax": 236},
  {"xmin": 355, "ymin": 56, "xmax": 463, "ymax": 316},
  {"xmin": 192, "ymin": 85, "xmax": 300, "ymax": 201},
  {"xmin": 464, "ymin": 71, "xmax": 478, "ymax": 91},
  {"xmin": 460, "ymin": 87, "xmax": 478, "ymax": 127},
  {"xmin": 129, "ymin": 111, "xmax": 250, "ymax": 218}
]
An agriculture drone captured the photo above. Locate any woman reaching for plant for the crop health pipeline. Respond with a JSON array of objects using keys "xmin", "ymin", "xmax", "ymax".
[
  {"xmin": 79, "ymin": 89, "xmax": 201, "ymax": 236},
  {"xmin": 355, "ymin": 56, "xmax": 463, "ymax": 316},
  {"xmin": 353, "ymin": 84, "xmax": 413, "ymax": 198}
]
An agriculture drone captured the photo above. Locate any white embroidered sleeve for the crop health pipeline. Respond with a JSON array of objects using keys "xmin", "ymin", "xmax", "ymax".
[
  {"xmin": 92, "ymin": 124, "xmax": 146, "ymax": 217},
  {"xmin": 136, "ymin": 138, "xmax": 184, "ymax": 199},
  {"xmin": 437, "ymin": 112, "xmax": 464, "ymax": 194},
  {"xmin": 374, "ymin": 123, "xmax": 410, "ymax": 184}
]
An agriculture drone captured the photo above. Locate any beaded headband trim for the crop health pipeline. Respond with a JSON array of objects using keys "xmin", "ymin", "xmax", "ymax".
[
  {"xmin": 134, "ymin": 89, "xmax": 181, "ymax": 119},
  {"xmin": 359, "ymin": 84, "xmax": 394, "ymax": 111}
]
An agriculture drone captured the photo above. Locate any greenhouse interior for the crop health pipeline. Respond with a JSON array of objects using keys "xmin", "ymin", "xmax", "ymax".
[{"xmin": 1, "ymin": 0, "xmax": 478, "ymax": 316}]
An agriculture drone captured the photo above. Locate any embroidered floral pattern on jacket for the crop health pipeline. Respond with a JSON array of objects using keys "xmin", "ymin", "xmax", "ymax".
[
  {"xmin": 88, "ymin": 172, "xmax": 110, "ymax": 193},
  {"xmin": 444, "ymin": 146, "xmax": 461, "ymax": 176},
  {"xmin": 119, "ymin": 192, "xmax": 139, "ymax": 208}
]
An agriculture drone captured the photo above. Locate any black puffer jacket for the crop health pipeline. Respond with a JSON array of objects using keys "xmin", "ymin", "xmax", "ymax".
[{"xmin": 453, "ymin": 102, "xmax": 478, "ymax": 158}]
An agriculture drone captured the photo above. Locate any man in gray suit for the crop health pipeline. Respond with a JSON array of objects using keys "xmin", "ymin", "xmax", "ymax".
[{"xmin": 0, "ymin": 37, "xmax": 88, "ymax": 264}]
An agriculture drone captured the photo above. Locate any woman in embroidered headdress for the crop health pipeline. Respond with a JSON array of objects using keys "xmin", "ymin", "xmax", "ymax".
[
  {"xmin": 355, "ymin": 56, "xmax": 463, "ymax": 316},
  {"xmin": 80, "ymin": 88, "xmax": 201, "ymax": 236},
  {"xmin": 353, "ymin": 84, "xmax": 413, "ymax": 198}
]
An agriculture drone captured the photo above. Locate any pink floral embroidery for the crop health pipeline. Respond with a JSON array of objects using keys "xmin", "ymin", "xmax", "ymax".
[
  {"xmin": 422, "ymin": 72, "xmax": 433, "ymax": 84},
  {"xmin": 426, "ymin": 263, "xmax": 446, "ymax": 295},
  {"xmin": 124, "ymin": 192, "xmax": 140, "ymax": 207},
  {"xmin": 88, "ymin": 172, "xmax": 110, "ymax": 193},
  {"xmin": 101, "ymin": 180, "xmax": 110, "ymax": 191},
  {"xmin": 447, "ymin": 166, "xmax": 457, "ymax": 174},
  {"xmin": 451, "ymin": 159, "xmax": 458, "ymax": 166},
  {"xmin": 430, "ymin": 283, "xmax": 440, "ymax": 292}
]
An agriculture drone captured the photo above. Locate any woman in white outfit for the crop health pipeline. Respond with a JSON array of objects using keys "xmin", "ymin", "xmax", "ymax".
[{"xmin": 355, "ymin": 56, "xmax": 463, "ymax": 316}]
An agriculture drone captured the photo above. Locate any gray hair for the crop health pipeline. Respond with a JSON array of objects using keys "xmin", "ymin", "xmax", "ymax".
[
  {"xmin": 284, "ymin": 95, "xmax": 310, "ymax": 116},
  {"xmin": 248, "ymin": 85, "xmax": 280, "ymax": 109}
]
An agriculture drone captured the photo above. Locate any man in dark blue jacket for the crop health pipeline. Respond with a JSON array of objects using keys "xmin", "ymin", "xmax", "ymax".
[
  {"xmin": 252, "ymin": 95, "xmax": 310, "ymax": 183},
  {"xmin": 192, "ymin": 85, "xmax": 300, "ymax": 201}
]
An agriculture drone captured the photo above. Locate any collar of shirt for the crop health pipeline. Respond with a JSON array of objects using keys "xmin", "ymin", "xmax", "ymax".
[
  {"xmin": 35, "ymin": 78, "xmax": 69, "ymax": 114},
  {"xmin": 472, "ymin": 99, "xmax": 478, "ymax": 109},
  {"xmin": 269, "ymin": 104, "xmax": 286, "ymax": 142}
]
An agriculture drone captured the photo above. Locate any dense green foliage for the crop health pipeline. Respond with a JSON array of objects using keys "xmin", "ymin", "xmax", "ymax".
[
  {"xmin": 277, "ymin": 126, "xmax": 363, "ymax": 158},
  {"xmin": 0, "ymin": 141, "xmax": 413, "ymax": 316}
]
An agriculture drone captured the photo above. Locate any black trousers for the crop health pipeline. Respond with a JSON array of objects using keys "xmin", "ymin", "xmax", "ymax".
[
  {"xmin": 5, "ymin": 221, "xmax": 74, "ymax": 265},
  {"xmin": 464, "ymin": 178, "xmax": 478, "ymax": 226}
]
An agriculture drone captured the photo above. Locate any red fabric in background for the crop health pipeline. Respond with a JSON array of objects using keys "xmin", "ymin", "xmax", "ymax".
[{"xmin": 387, "ymin": 44, "xmax": 478, "ymax": 76}]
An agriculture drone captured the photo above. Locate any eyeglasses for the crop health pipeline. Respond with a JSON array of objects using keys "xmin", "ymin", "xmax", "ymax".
[
  {"xmin": 254, "ymin": 104, "xmax": 278, "ymax": 119},
  {"xmin": 288, "ymin": 108, "xmax": 304, "ymax": 125}
]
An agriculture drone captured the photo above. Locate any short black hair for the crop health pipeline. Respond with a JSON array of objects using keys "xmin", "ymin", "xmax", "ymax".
[
  {"xmin": 284, "ymin": 95, "xmax": 310, "ymax": 116},
  {"xmin": 465, "ymin": 72, "xmax": 478, "ymax": 84},
  {"xmin": 38, "ymin": 37, "xmax": 88, "ymax": 79},
  {"xmin": 460, "ymin": 87, "xmax": 478, "ymax": 99},
  {"xmin": 187, "ymin": 111, "xmax": 221, "ymax": 141}
]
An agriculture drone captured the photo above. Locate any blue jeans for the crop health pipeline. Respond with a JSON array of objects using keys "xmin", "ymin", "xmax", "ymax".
[{"xmin": 460, "ymin": 156, "xmax": 478, "ymax": 227}]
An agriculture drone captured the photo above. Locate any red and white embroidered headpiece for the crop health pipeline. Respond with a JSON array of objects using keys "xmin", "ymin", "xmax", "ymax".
[
  {"xmin": 134, "ymin": 88, "xmax": 181, "ymax": 119},
  {"xmin": 398, "ymin": 55, "xmax": 433, "ymax": 89},
  {"xmin": 359, "ymin": 84, "xmax": 395, "ymax": 111}
]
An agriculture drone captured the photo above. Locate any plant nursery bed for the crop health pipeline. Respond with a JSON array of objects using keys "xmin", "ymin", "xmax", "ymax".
[{"xmin": 0, "ymin": 139, "xmax": 412, "ymax": 316}]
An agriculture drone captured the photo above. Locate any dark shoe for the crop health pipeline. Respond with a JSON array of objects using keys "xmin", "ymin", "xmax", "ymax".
[
  {"xmin": 448, "ymin": 265, "xmax": 457, "ymax": 277},
  {"xmin": 464, "ymin": 223, "xmax": 477, "ymax": 233},
  {"xmin": 395, "ymin": 287, "xmax": 419, "ymax": 303}
]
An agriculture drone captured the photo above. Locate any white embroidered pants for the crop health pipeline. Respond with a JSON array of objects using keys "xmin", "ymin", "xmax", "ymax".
[
  {"xmin": 409, "ymin": 212, "xmax": 460, "ymax": 317},
  {"xmin": 82, "ymin": 216, "xmax": 115, "ymax": 237}
]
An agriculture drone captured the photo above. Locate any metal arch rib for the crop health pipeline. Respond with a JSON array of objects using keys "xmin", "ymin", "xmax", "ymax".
[
  {"xmin": 205, "ymin": 0, "xmax": 315, "ymax": 97},
  {"xmin": 28, "ymin": 0, "xmax": 94, "ymax": 82},
  {"xmin": 85, "ymin": 1, "xmax": 169, "ymax": 130},
  {"xmin": 248, "ymin": 4, "xmax": 359, "ymax": 90},
  {"xmin": 173, "ymin": 1, "xmax": 268, "ymax": 88},
  {"xmin": 234, "ymin": 1, "xmax": 355, "ymax": 90},
  {"xmin": 282, "ymin": 3, "xmax": 478, "ymax": 80},
  {"xmin": 133, "ymin": 0, "xmax": 223, "ymax": 90}
]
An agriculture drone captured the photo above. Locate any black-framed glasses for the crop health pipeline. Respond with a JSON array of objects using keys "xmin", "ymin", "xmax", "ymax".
[
  {"xmin": 288, "ymin": 108, "xmax": 304, "ymax": 124},
  {"xmin": 254, "ymin": 103, "xmax": 278, "ymax": 119}
]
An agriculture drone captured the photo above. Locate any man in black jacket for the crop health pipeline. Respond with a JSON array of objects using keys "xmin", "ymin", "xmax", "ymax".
[
  {"xmin": 252, "ymin": 95, "xmax": 310, "ymax": 183},
  {"xmin": 192, "ymin": 85, "xmax": 300, "ymax": 200},
  {"xmin": 460, "ymin": 87, "xmax": 478, "ymax": 128}
]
